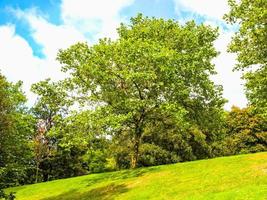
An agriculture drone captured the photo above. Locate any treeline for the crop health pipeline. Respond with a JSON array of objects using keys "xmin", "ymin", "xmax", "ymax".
[
  {"xmin": 0, "ymin": 72, "xmax": 266, "ymax": 189},
  {"xmin": 1, "ymin": 0, "xmax": 266, "ymax": 191}
]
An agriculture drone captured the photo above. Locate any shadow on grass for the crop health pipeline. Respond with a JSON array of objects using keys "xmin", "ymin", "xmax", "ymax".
[
  {"xmin": 8, "ymin": 166, "xmax": 159, "ymax": 199},
  {"xmin": 41, "ymin": 183, "xmax": 128, "ymax": 200},
  {"xmin": 82, "ymin": 166, "xmax": 159, "ymax": 187}
]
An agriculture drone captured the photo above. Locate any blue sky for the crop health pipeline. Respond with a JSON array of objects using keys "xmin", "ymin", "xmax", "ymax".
[{"xmin": 0, "ymin": 0, "xmax": 246, "ymax": 109}]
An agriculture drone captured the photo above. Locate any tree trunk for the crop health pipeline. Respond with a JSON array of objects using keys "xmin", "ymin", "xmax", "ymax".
[
  {"xmin": 35, "ymin": 162, "xmax": 39, "ymax": 183},
  {"xmin": 131, "ymin": 139, "xmax": 140, "ymax": 168},
  {"xmin": 131, "ymin": 123, "xmax": 143, "ymax": 168},
  {"xmin": 131, "ymin": 107, "xmax": 145, "ymax": 169}
]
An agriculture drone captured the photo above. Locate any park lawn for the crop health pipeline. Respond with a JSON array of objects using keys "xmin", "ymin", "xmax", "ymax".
[{"xmin": 6, "ymin": 152, "xmax": 267, "ymax": 200}]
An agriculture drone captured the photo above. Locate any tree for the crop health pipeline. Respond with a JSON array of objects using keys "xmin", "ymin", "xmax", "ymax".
[
  {"xmin": 0, "ymin": 72, "xmax": 35, "ymax": 188},
  {"xmin": 224, "ymin": 0, "xmax": 267, "ymax": 115},
  {"xmin": 49, "ymin": 110, "xmax": 108, "ymax": 175},
  {"xmin": 31, "ymin": 80, "xmax": 100, "ymax": 180},
  {"xmin": 224, "ymin": 106, "xmax": 267, "ymax": 154},
  {"xmin": 31, "ymin": 79, "xmax": 71, "ymax": 131},
  {"xmin": 31, "ymin": 79, "xmax": 71, "ymax": 182},
  {"xmin": 57, "ymin": 14, "xmax": 225, "ymax": 168},
  {"xmin": 0, "ymin": 74, "xmax": 26, "ymax": 167}
]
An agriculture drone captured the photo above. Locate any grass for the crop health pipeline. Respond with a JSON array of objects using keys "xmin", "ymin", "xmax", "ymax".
[{"xmin": 6, "ymin": 152, "xmax": 267, "ymax": 200}]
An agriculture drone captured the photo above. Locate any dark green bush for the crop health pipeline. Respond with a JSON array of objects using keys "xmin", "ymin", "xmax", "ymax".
[
  {"xmin": 0, "ymin": 188, "xmax": 15, "ymax": 200},
  {"xmin": 139, "ymin": 144, "xmax": 180, "ymax": 167}
]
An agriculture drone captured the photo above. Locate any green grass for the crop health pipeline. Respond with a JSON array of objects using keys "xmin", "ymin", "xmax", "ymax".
[{"xmin": 6, "ymin": 152, "xmax": 267, "ymax": 200}]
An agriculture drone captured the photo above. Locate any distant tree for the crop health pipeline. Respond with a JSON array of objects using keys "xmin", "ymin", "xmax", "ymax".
[
  {"xmin": 224, "ymin": 106, "xmax": 267, "ymax": 154},
  {"xmin": 31, "ymin": 79, "xmax": 71, "ymax": 131},
  {"xmin": 31, "ymin": 80, "xmax": 100, "ymax": 180},
  {"xmin": 57, "ymin": 14, "xmax": 225, "ymax": 168},
  {"xmin": 31, "ymin": 79, "xmax": 71, "ymax": 182},
  {"xmin": 50, "ymin": 110, "xmax": 109, "ymax": 175},
  {"xmin": 33, "ymin": 119, "xmax": 52, "ymax": 183},
  {"xmin": 225, "ymin": 0, "xmax": 267, "ymax": 116}
]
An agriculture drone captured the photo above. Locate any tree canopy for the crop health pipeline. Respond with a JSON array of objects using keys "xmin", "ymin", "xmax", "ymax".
[
  {"xmin": 225, "ymin": 0, "xmax": 267, "ymax": 115},
  {"xmin": 57, "ymin": 14, "xmax": 225, "ymax": 168},
  {"xmin": 0, "ymin": 72, "xmax": 35, "ymax": 189}
]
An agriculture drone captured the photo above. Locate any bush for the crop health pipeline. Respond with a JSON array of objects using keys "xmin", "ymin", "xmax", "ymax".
[
  {"xmin": 0, "ymin": 165, "xmax": 35, "ymax": 188},
  {"xmin": 139, "ymin": 144, "xmax": 180, "ymax": 167},
  {"xmin": 87, "ymin": 150, "xmax": 107, "ymax": 173},
  {"xmin": 223, "ymin": 107, "xmax": 267, "ymax": 155},
  {"xmin": 0, "ymin": 189, "xmax": 16, "ymax": 200},
  {"xmin": 114, "ymin": 148, "xmax": 131, "ymax": 169}
]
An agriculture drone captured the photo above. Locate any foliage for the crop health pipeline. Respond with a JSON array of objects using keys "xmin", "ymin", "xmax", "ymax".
[
  {"xmin": 244, "ymin": 68, "xmax": 267, "ymax": 116},
  {"xmin": 50, "ymin": 110, "xmax": 111, "ymax": 174},
  {"xmin": 86, "ymin": 138, "xmax": 110, "ymax": 173},
  {"xmin": 42, "ymin": 146, "xmax": 87, "ymax": 180},
  {"xmin": 225, "ymin": 0, "xmax": 267, "ymax": 115},
  {"xmin": 0, "ymin": 189, "xmax": 15, "ymax": 200},
  {"xmin": 57, "ymin": 14, "xmax": 225, "ymax": 168},
  {"xmin": 0, "ymin": 73, "xmax": 35, "ymax": 188},
  {"xmin": 31, "ymin": 79, "xmax": 73, "ymax": 182},
  {"xmin": 139, "ymin": 143, "xmax": 180, "ymax": 167},
  {"xmin": 223, "ymin": 106, "xmax": 267, "ymax": 155},
  {"xmin": 31, "ymin": 79, "xmax": 71, "ymax": 126}
]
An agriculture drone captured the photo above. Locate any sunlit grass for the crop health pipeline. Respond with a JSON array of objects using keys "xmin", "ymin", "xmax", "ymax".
[{"xmin": 7, "ymin": 152, "xmax": 267, "ymax": 200}]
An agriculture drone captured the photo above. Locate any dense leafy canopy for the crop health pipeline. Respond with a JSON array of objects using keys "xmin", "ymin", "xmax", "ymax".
[{"xmin": 58, "ymin": 14, "xmax": 225, "ymax": 168}]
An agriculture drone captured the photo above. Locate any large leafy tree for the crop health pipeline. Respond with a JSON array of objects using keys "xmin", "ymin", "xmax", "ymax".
[
  {"xmin": 57, "ymin": 14, "xmax": 225, "ymax": 168},
  {"xmin": 225, "ymin": 0, "xmax": 267, "ymax": 115}
]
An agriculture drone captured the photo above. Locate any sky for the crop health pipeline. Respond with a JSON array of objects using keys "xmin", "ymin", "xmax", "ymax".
[{"xmin": 0, "ymin": 0, "xmax": 247, "ymax": 109}]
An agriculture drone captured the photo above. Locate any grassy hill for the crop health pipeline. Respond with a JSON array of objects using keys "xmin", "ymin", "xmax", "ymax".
[{"xmin": 6, "ymin": 152, "xmax": 267, "ymax": 200}]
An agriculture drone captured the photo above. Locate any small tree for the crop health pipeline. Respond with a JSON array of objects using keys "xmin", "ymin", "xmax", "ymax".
[
  {"xmin": 31, "ymin": 79, "xmax": 70, "ymax": 181},
  {"xmin": 224, "ymin": 106, "xmax": 267, "ymax": 154}
]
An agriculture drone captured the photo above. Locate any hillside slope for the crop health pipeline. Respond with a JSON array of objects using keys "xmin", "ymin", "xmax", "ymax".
[{"xmin": 7, "ymin": 152, "xmax": 267, "ymax": 200}]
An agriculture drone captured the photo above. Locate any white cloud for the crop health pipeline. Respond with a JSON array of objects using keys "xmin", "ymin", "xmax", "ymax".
[
  {"xmin": 0, "ymin": 25, "xmax": 43, "ymax": 105},
  {"xmin": 0, "ymin": 23, "xmax": 79, "ymax": 105},
  {"xmin": 7, "ymin": 8, "xmax": 89, "ymax": 104},
  {"xmin": 212, "ymin": 31, "xmax": 247, "ymax": 110},
  {"xmin": 11, "ymin": 0, "xmax": 135, "ymax": 59},
  {"xmin": 61, "ymin": 0, "xmax": 133, "ymax": 20},
  {"xmin": 61, "ymin": 0, "xmax": 134, "ymax": 40},
  {"xmin": 14, "ymin": 9, "xmax": 87, "ymax": 59},
  {"xmin": 174, "ymin": 0, "xmax": 230, "ymax": 20},
  {"xmin": 2, "ymin": 1, "xmax": 134, "ymax": 105}
]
